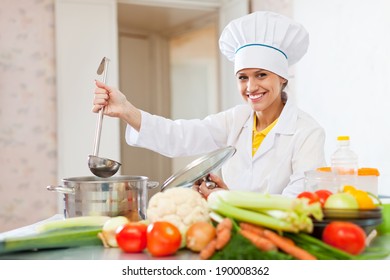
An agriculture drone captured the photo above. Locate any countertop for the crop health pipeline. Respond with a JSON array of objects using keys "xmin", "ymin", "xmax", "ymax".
[
  {"xmin": 0, "ymin": 214, "xmax": 199, "ymax": 260},
  {"xmin": 0, "ymin": 245, "xmax": 199, "ymax": 260},
  {"xmin": 1, "ymin": 214, "xmax": 389, "ymax": 260}
]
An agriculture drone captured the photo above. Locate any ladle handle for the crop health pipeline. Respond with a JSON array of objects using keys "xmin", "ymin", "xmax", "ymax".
[
  {"xmin": 92, "ymin": 58, "xmax": 110, "ymax": 156},
  {"xmin": 93, "ymin": 107, "xmax": 104, "ymax": 156}
]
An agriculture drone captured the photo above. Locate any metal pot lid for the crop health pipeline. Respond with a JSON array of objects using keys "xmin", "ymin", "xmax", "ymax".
[{"xmin": 160, "ymin": 146, "xmax": 236, "ymax": 191}]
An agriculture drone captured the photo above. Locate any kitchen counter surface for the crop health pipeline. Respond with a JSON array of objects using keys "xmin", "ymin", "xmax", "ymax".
[
  {"xmin": 0, "ymin": 214, "xmax": 199, "ymax": 260},
  {"xmin": 0, "ymin": 244, "xmax": 199, "ymax": 260},
  {"xmin": 1, "ymin": 214, "xmax": 389, "ymax": 260}
]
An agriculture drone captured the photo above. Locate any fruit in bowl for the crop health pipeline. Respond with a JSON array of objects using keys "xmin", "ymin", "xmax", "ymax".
[
  {"xmin": 297, "ymin": 187, "xmax": 383, "ymax": 240},
  {"xmin": 298, "ymin": 185, "xmax": 379, "ymax": 211},
  {"xmin": 311, "ymin": 196, "xmax": 382, "ymax": 239},
  {"xmin": 324, "ymin": 192, "xmax": 359, "ymax": 209},
  {"xmin": 311, "ymin": 215, "xmax": 382, "ymax": 239},
  {"xmin": 342, "ymin": 185, "xmax": 377, "ymax": 209}
]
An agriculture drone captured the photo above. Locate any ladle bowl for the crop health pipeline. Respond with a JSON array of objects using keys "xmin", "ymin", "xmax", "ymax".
[{"xmin": 88, "ymin": 155, "xmax": 121, "ymax": 178}]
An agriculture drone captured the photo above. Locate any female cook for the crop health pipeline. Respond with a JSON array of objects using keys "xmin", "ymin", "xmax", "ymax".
[{"xmin": 92, "ymin": 11, "xmax": 326, "ymax": 198}]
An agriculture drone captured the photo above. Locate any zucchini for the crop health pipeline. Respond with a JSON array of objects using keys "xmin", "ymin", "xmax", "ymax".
[{"xmin": 0, "ymin": 227, "xmax": 103, "ymax": 255}]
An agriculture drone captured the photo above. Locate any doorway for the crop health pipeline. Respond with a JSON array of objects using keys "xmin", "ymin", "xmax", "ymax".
[{"xmin": 117, "ymin": 2, "xmax": 219, "ymax": 184}]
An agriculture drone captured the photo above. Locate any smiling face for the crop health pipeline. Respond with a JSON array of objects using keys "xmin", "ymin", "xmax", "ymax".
[{"xmin": 236, "ymin": 68, "xmax": 287, "ymax": 114}]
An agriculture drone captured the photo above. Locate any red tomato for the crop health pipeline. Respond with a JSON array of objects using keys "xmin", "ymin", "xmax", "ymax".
[
  {"xmin": 297, "ymin": 191, "xmax": 320, "ymax": 204},
  {"xmin": 147, "ymin": 221, "xmax": 182, "ymax": 257},
  {"xmin": 116, "ymin": 222, "xmax": 147, "ymax": 253},
  {"xmin": 314, "ymin": 189, "xmax": 333, "ymax": 207},
  {"xmin": 322, "ymin": 221, "xmax": 366, "ymax": 255}
]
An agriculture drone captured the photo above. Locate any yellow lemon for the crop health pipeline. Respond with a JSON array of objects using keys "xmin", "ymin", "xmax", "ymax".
[
  {"xmin": 343, "ymin": 185, "xmax": 357, "ymax": 194},
  {"xmin": 353, "ymin": 190, "xmax": 375, "ymax": 209}
]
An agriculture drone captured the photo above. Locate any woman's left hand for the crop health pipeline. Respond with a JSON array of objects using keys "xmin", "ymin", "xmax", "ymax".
[{"xmin": 192, "ymin": 173, "xmax": 228, "ymax": 199}]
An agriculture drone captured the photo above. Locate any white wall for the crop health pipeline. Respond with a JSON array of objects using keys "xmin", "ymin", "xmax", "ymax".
[
  {"xmin": 219, "ymin": 0, "xmax": 250, "ymax": 110},
  {"xmin": 293, "ymin": 0, "xmax": 390, "ymax": 195},
  {"xmin": 55, "ymin": 0, "xmax": 120, "ymax": 180}
]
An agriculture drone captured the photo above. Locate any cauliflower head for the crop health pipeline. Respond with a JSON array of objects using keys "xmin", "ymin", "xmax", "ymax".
[{"xmin": 146, "ymin": 187, "xmax": 210, "ymax": 238}]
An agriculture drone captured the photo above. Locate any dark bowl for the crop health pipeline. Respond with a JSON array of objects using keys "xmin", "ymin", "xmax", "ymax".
[
  {"xmin": 311, "ymin": 217, "xmax": 383, "ymax": 239},
  {"xmin": 322, "ymin": 207, "xmax": 382, "ymax": 219},
  {"xmin": 310, "ymin": 207, "xmax": 383, "ymax": 239}
]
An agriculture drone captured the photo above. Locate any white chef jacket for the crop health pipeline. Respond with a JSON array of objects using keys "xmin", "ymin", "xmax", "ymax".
[{"xmin": 126, "ymin": 97, "xmax": 326, "ymax": 197}]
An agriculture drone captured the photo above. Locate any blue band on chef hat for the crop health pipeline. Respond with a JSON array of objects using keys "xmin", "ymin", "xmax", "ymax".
[{"xmin": 235, "ymin": 44, "xmax": 288, "ymax": 60}]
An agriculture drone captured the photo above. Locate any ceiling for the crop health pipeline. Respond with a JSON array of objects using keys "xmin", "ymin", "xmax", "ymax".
[{"xmin": 117, "ymin": 2, "xmax": 217, "ymax": 35}]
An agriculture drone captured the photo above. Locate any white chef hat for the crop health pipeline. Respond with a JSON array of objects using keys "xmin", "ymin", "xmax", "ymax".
[{"xmin": 219, "ymin": 11, "xmax": 309, "ymax": 79}]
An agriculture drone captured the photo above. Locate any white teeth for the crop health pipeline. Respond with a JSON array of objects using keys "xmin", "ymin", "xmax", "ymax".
[{"xmin": 248, "ymin": 93, "xmax": 264, "ymax": 100}]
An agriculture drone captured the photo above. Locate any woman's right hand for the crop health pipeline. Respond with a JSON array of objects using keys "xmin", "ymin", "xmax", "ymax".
[
  {"xmin": 192, "ymin": 173, "xmax": 229, "ymax": 199},
  {"xmin": 92, "ymin": 80, "xmax": 142, "ymax": 131},
  {"xmin": 92, "ymin": 80, "xmax": 128, "ymax": 118}
]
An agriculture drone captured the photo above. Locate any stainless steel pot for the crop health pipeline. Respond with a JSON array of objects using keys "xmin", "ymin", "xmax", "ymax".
[{"xmin": 47, "ymin": 176, "xmax": 159, "ymax": 221}]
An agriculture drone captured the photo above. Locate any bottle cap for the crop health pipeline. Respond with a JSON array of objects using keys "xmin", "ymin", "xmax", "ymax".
[
  {"xmin": 337, "ymin": 135, "xmax": 350, "ymax": 141},
  {"xmin": 316, "ymin": 166, "xmax": 332, "ymax": 172},
  {"xmin": 358, "ymin": 167, "xmax": 380, "ymax": 176}
]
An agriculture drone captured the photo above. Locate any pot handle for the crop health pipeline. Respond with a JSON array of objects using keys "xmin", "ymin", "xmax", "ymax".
[{"xmin": 46, "ymin": 185, "xmax": 75, "ymax": 194}]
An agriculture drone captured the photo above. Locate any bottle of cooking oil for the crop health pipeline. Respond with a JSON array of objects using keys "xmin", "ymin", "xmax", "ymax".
[{"xmin": 331, "ymin": 135, "xmax": 359, "ymax": 175}]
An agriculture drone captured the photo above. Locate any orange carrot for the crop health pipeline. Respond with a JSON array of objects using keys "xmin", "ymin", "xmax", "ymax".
[
  {"xmin": 239, "ymin": 229, "xmax": 276, "ymax": 251},
  {"xmin": 262, "ymin": 229, "xmax": 317, "ymax": 260},
  {"xmin": 279, "ymin": 235, "xmax": 295, "ymax": 246},
  {"xmin": 240, "ymin": 222, "xmax": 295, "ymax": 246},
  {"xmin": 215, "ymin": 228, "xmax": 231, "ymax": 250},
  {"xmin": 200, "ymin": 239, "xmax": 217, "ymax": 260},
  {"xmin": 239, "ymin": 222, "xmax": 265, "ymax": 235},
  {"xmin": 281, "ymin": 236, "xmax": 295, "ymax": 246},
  {"xmin": 217, "ymin": 218, "xmax": 233, "ymax": 232},
  {"xmin": 214, "ymin": 218, "xmax": 233, "ymax": 250}
]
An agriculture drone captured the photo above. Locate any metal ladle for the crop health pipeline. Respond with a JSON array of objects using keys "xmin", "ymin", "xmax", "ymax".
[{"xmin": 88, "ymin": 57, "xmax": 121, "ymax": 178}]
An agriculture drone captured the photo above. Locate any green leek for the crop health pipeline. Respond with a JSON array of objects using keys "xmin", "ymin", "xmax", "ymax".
[
  {"xmin": 35, "ymin": 216, "xmax": 111, "ymax": 233},
  {"xmin": 0, "ymin": 228, "xmax": 102, "ymax": 255},
  {"xmin": 0, "ymin": 216, "xmax": 113, "ymax": 255}
]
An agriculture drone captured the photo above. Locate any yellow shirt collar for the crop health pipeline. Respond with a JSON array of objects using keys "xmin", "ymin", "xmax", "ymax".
[
  {"xmin": 252, "ymin": 115, "xmax": 278, "ymax": 156},
  {"xmin": 253, "ymin": 115, "xmax": 278, "ymax": 135}
]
